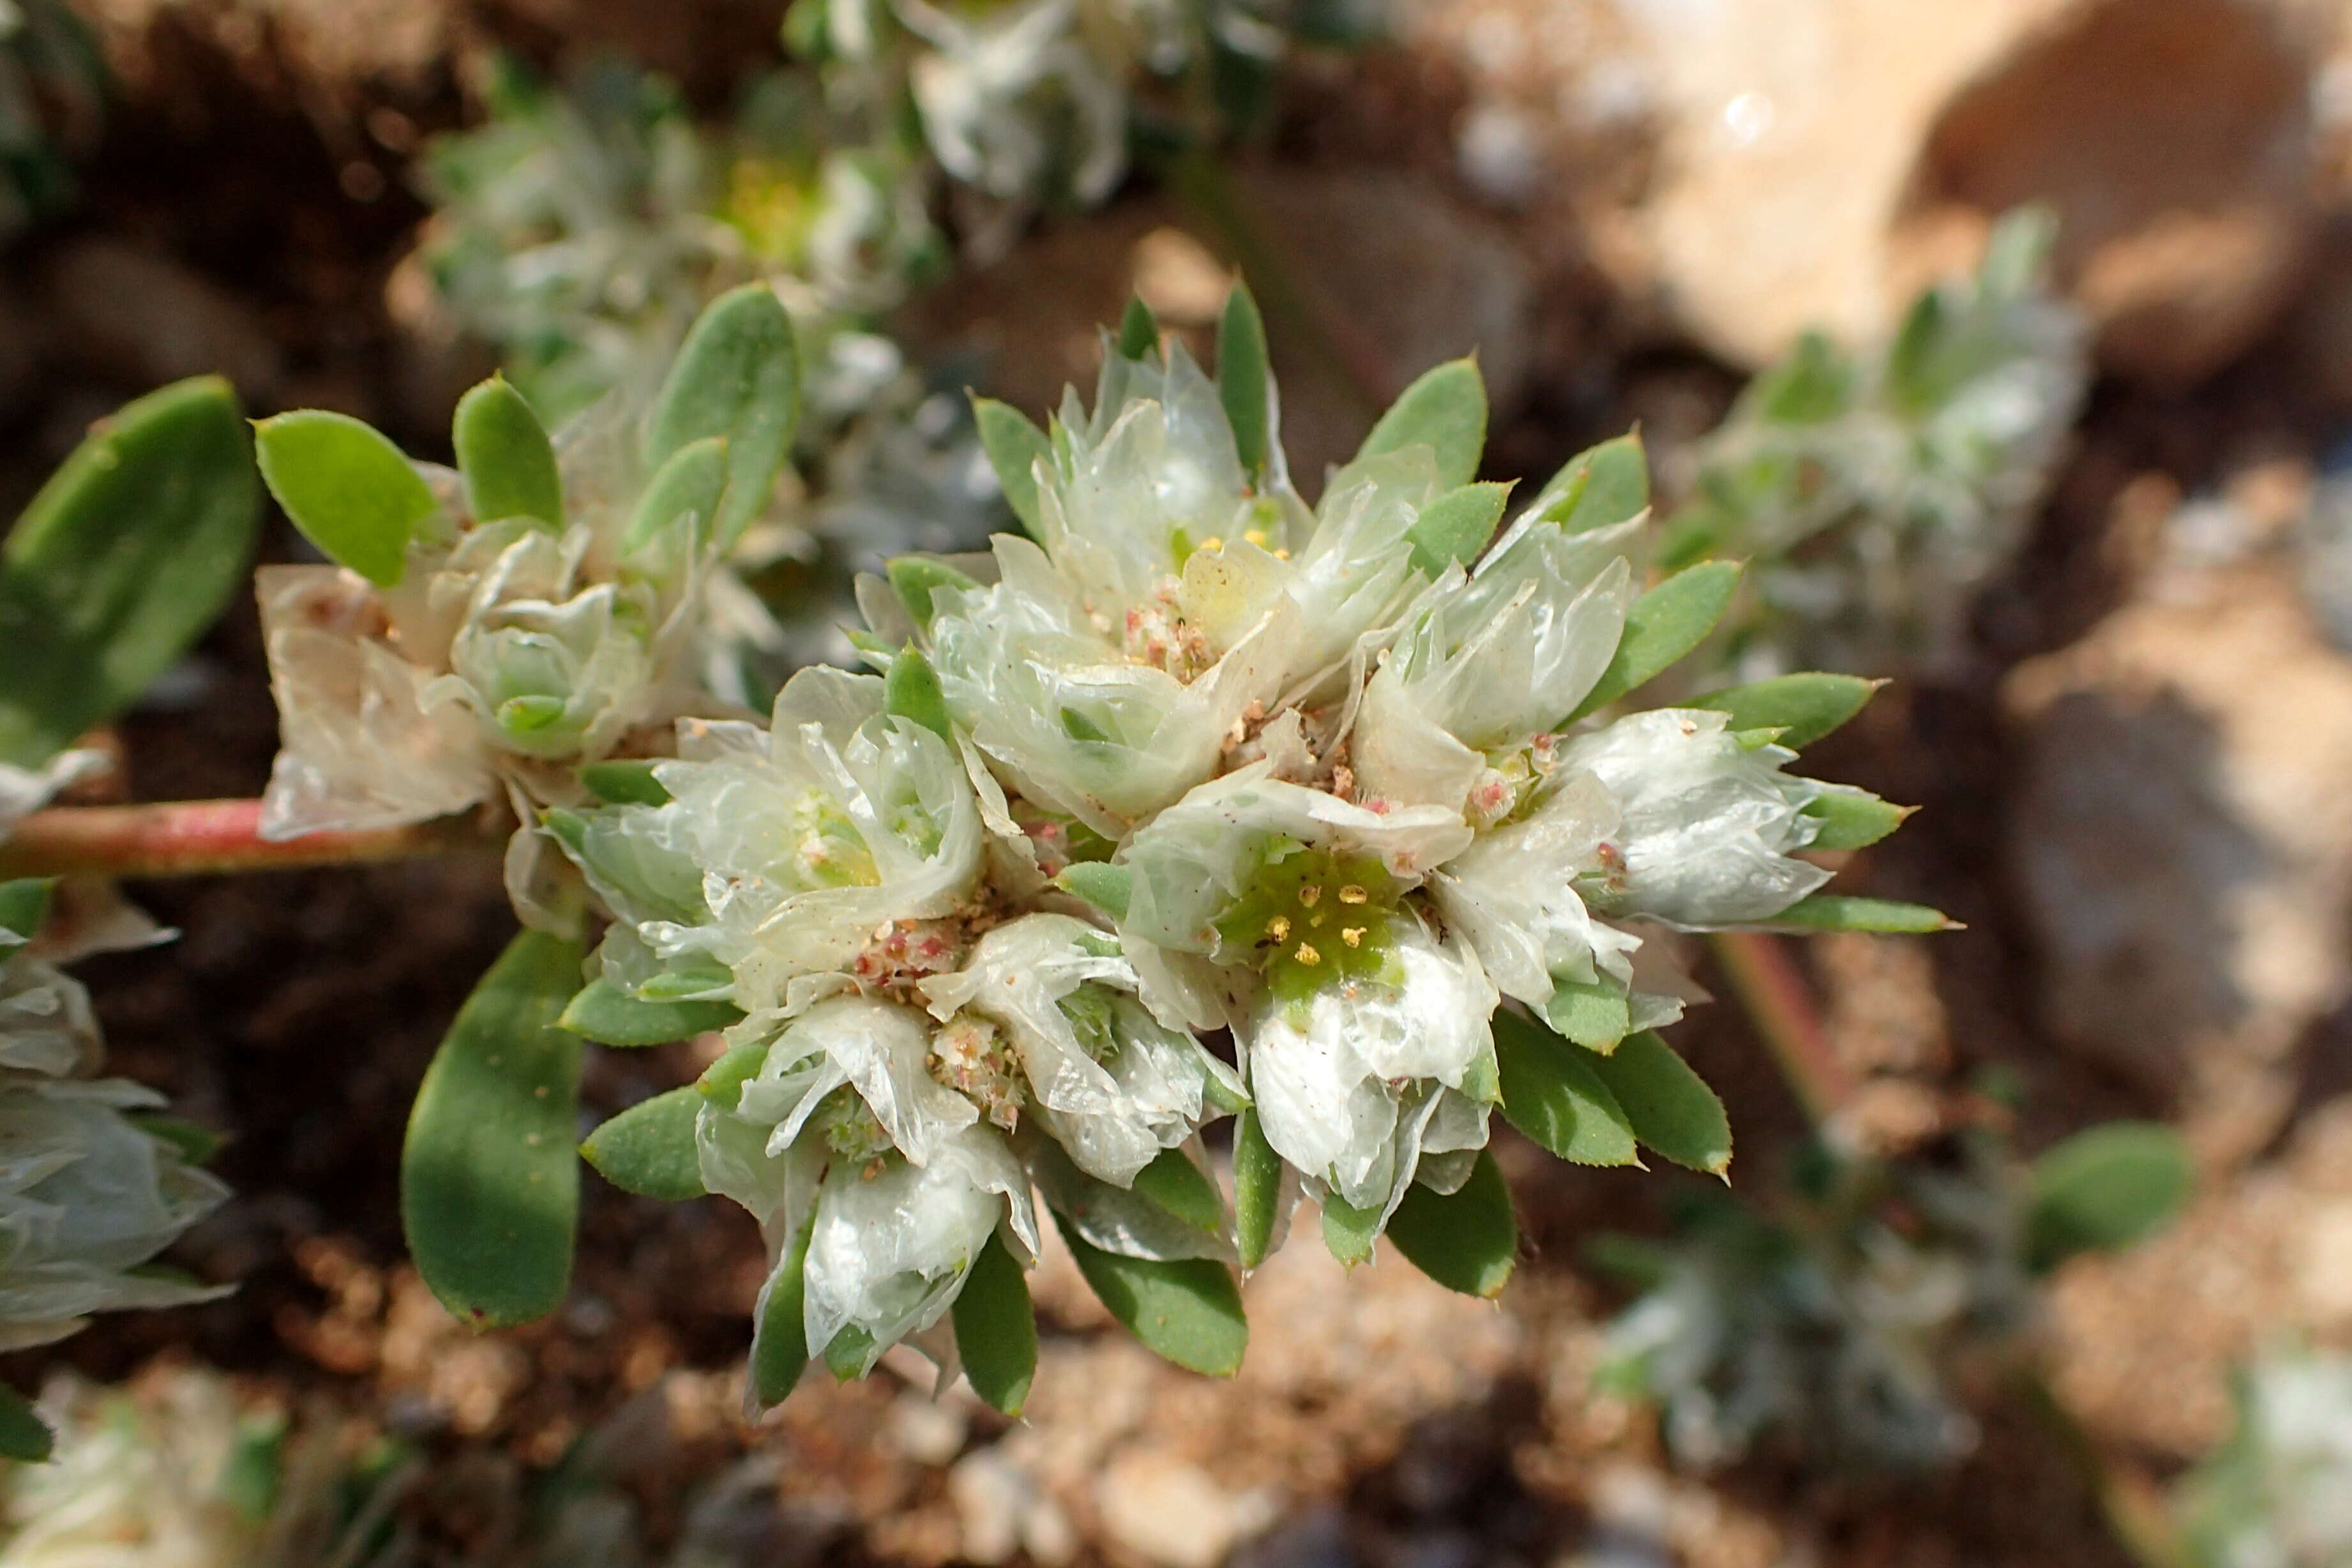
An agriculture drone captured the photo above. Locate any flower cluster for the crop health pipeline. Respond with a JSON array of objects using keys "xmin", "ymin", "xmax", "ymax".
[
  {"xmin": 0, "ymin": 880, "xmax": 230, "ymax": 1355},
  {"xmin": 1663, "ymin": 208, "xmax": 2088, "ymax": 681},
  {"xmin": 254, "ymin": 289, "xmax": 806, "ymax": 928},
  {"xmin": 549, "ymin": 289, "xmax": 1918, "ymax": 1394}
]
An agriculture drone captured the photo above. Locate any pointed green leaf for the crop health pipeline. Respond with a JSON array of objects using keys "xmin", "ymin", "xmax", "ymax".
[
  {"xmin": 130, "ymin": 1113, "xmax": 227, "ymax": 1167},
  {"xmin": 0, "ymin": 1383, "xmax": 51, "ymax": 1463},
  {"xmin": 1233, "ymin": 1104, "xmax": 1283, "ymax": 1269},
  {"xmin": 1542, "ymin": 433, "xmax": 1649, "ymax": 534},
  {"xmin": 1495, "ymin": 1009, "xmax": 1639, "ymax": 1166},
  {"xmin": 453, "ymin": 375, "xmax": 562, "ymax": 530},
  {"xmin": 1057, "ymin": 1212, "xmax": 1247, "ymax": 1376},
  {"xmin": 2025, "ymin": 1122, "xmax": 2194, "ymax": 1274},
  {"xmin": 0, "ymin": 377, "xmax": 262, "ymax": 767},
  {"xmin": 1053, "ymin": 862, "xmax": 1131, "ymax": 923},
  {"xmin": 1569, "ymin": 561, "xmax": 1743, "ymax": 720},
  {"xmin": 1541, "ymin": 977, "xmax": 1631, "ymax": 1052},
  {"xmin": 1385, "ymin": 1150, "xmax": 1517, "ymax": 1298},
  {"xmin": 1690, "ymin": 673, "xmax": 1881, "ymax": 750},
  {"xmin": 884, "ymin": 645, "xmax": 953, "ymax": 743},
  {"xmin": 1801, "ymin": 787, "xmax": 1912, "ymax": 851},
  {"xmin": 559, "ymin": 976, "xmax": 743, "ymax": 1047},
  {"xmin": 255, "ymin": 409, "xmax": 438, "ymax": 589},
  {"xmin": 0, "ymin": 878, "xmax": 52, "ymax": 950},
  {"xmin": 624, "ymin": 435, "xmax": 729, "ymax": 552},
  {"xmin": 824, "ymin": 1325, "xmax": 877, "ymax": 1380},
  {"xmin": 1766, "ymin": 894, "xmax": 1954, "ymax": 934},
  {"xmin": 1744, "ymin": 331, "xmax": 1853, "ymax": 425},
  {"xmin": 581, "ymin": 1088, "xmax": 705, "ymax": 1201},
  {"xmin": 951, "ymin": 1230, "xmax": 1037, "ymax": 1415},
  {"xmin": 1405, "ymin": 481, "xmax": 1511, "ymax": 577},
  {"xmin": 750, "ymin": 1217, "xmax": 815, "ymax": 1408},
  {"xmin": 644, "ymin": 283, "xmax": 800, "ymax": 547},
  {"xmin": 697, "ymin": 1040, "xmax": 769, "ymax": 1110},
  {"xmin": 972, "ymin": 396, "xmax": 1050, "ymax": 539},
  {"xmin": 1321, "ymin": 1191, "xmax": 1380, "ymax": 1265},
  {"xmin": 578, "ymin": 760, "xmax": 670, "ymax": 807},
  {"xmin": 886, "ymin": 556, "xmax": 979, "ymax": 631},
  {"xmin": 401, "ymin": 928, "xmax": 587, "ymax": 1327},
  {"xmin": 1355, "ymin": 356, "xmax": 1486, "ymax": 490},
  {"xmin": 1583, "ymin": 1030, "xmax": 1731, "ymax": 1177},
  {"xmin": 1116, "ymin": 296, "xmax": 1159, "ymax": 361},
  {"xmin": 1131, "ymin": 1146, "xmax": 1224, "ymax": 1233},
  {"xmin": 1217, "ymin": 284, "xmax": 1272, "ymax": 476}
]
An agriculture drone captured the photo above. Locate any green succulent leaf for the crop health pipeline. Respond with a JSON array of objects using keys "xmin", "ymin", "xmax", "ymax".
[
  {"xmin": 0, "ymin": 878, "xmax": 52, "ymax": 951},
  {"xmin": 1689, "ymin": 673, "xmax": 1881, "ymax": 750},
  {"xmin": 1117, "ymin": 296, "xmax": 1160, "ymax": 361},
  {"xmin": 453, "ymin": 375, "xmax": 562, "ymax": 531},
  {"xmin": 1766, "ymin": 894, "xmax": 1955, "ymax": 934},
  {"xmin": 951, "ymin": 1230, "xmax": 1037, "ymax": 1416},
  {"xmin": 1582, "ymin": 1030, "xmax": 1731, "ymax": 1177},
  {"xmin": 1233, "ymin": 1104, "xmax": 1283, "ymax": 1269},
  {"xmin": 1541, "ymin": 977, "xmax": 1631, "ymax": 1053},
  {"xmin": 130, "ymin": 1113, "xmax": 227, "ymax": 1168},
  {"xmin": 1569, "ymin": 561, "xmax": 1744, "ymax": 720},
  {"xmin": 1405, "ymin": 481, "xmax": 1512, "ymax": 577},
  {"xmin": 0, "ymin": 1382, "xmax": 51, "ymax": 1463},
  {"xmin": 577, "ymin": 760, "xmax": 670, "ymax": 808},
  {"xmin": 1494, "ymin": 1009, "xmax": 1639, "ymax": 1166},
  {"xmin": 884, "ymin": 645, "xmax": 954, "ymax": 743},
  {"xmin": 2025, "ymin": 1122, "xmax": 2194, "ymax": 1274},
  {"xmin": 1356, "ymin": 356, "xmax": 1486, "ymax": 490},
  {"xmin": 255, "ymin": 409, "xmax": 439, "ymax": 589},
  {"xmin": 1053, "ymin": 861, "xmax": 1131, "ymax": 923},
  {"xmin": 625, "ymin": 435, "xmax": 729, "ymax": 552},
  {"xmin": 1131, "ymin": 1146, "xmax": 1225, "ymax": 1233},
  {"xmin": 1057, "ymin": 1212, "xmax": 1247, "ymax": 1376},
  {"xmin": 1802, "ymin": 787, "xmax": 1913, "ymax": 851},
  {"xmin": 1320, "ymin": 1191, "xmax": 1380, "ymax": 1265},
  {"xmin": 559, "ymin": 976, "xmax": 743, "ymax": 1047},
  {"xmin": 580, "ymin": 1088, "xmax": 705, "ymax": 1201},
  {"xmin": 972, "ymin": 396, "xmax": 1050, "ymax": 539},
  {"xmin": 401, "ymin": 928, "xmax": 587, "ymax": 1328},
  {"xmin": 886, "ymin": 556, "xmax": 979, "ymax": 631},
  {"xmin": 1217, "ymin": 284, "xmax": 1272, "ymax": 477},
  {"xmin": 697, "ymin": 1040, "xmax": 769, "ymax": 1111},
  {"xmin": 644, "ymin": 283, "xmax": 801, "ymax": 548},
  {"xmin": 1384, "ymin": 1150, "xmax": 1518, "ymax": 1298},
  {"xmin": 1542, "ymin": 433, "xmax": 1650, "ymax": 534},
  {"xmin": 0, "ymin": 377, "xmax": 262, "ymax": 767},
  {"xmin": 750, "ymin": 1216, "xmax": 815, "ymax": 1409}
]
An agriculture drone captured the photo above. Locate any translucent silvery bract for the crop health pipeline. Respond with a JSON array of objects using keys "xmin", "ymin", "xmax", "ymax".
[
  {"xmin": 1673, "ymin": 208, "xmax": 2089, "ymax": 681},
  {"xmin": 0, "ymin": 899, "xmax": 229, "ymax": 1354}
]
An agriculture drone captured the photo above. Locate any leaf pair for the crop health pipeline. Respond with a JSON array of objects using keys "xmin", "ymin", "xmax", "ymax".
[
  {"xmin": 1495, "ymin": 1010, "xmax": 1733, "ymax": 1178},
  {"xmin": 259, "ymin": 284, "xmax": 803, "ymax": 587}
]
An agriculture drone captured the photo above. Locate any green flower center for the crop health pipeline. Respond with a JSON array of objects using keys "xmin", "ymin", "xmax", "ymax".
[
  {"xmin": 790, "ymin": 790, "xmax": 879, "ymax": 889},
  {"xmin": 1213, "ymin": 846, "xmax": 1405, "ymax": 1007}
]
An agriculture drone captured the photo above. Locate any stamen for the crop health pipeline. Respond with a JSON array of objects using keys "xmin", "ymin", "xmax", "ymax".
[
  {"xmin": 1267, "ymin": 915, "xmax": 1292, "ymax": 942},
  {"xmin": 1298, "ymin": 886, "xmax": 1321, "ymax": 908},
  {"xmin": 1342, "ymin": 927, "xmax": 1364, "ymax": 947},
  {"xmin": 1295, "ymin": 943, "xmax": 1321, "ymax": 967},
  {"xmin": 1338, "ymin": 885, "xmax": 1369, "ymax": 905}
]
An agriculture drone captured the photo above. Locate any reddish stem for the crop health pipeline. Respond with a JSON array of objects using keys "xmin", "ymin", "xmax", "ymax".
[
  {"xmin": 1707, "ymin": 929, "xmax": 1857, "ymax": 1130},
  {"xmin": 0, "ymin": 799, "xmax": 494, "ymax": 880}
]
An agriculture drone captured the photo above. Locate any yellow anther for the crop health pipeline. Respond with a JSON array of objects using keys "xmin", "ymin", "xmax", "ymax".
[
  {"xmin": 1295, "ymin": 943, "xmax": 1322, "ymax": 967},
  {"xmin": 1298, "ymin": 885, "xmax": 1321, "ymax": 908},
  {"xmin": 1338, "ymin": 885, "xmax": 1369, "ymax": 905},
  {"xmin": 1243, "ymin": 527, "xmax": 1271, "ymax": 548},
  {"xmin": 1342, "ymin": 927, "xmax": 1364, "ymax": 948},
  {"xmin": 1273, "ymin": 548, "xmax": 1291, "ymax": 561},
  {"xmin": 1200, "ymin": 536, "xmax": 1223, "ymax": 553},
  {"xmin": 1267, "ymin": 915, "xmax": 1292, "ymax": 942}
]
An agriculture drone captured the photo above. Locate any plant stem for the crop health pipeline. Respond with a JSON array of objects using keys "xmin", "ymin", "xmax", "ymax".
[
  {"xmin": 1706, "ymin": 929, "xmax": 1857, "ymax": 1132},
  {"xmin": 1157, "ymin": 149, "xmax": 1397, "ymax": 417},
  {"xmin": 0, "ymin": 799, "xmax": 494, "ymax": 880},
  {"xmin": 2017, "ymin": 1368, "xmax": 2187, "ymax": 1568}
]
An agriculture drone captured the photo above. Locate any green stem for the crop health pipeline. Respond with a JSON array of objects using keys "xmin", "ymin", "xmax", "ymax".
[
  {"xmin": 0, "ymin": 799, "xmax": 495, "ymax": 880},
  {"xmin": 1156, "ymin": 149, "xmax": 1396, "ymax": 418},
  {"xmin": 2017, "ymin": 1368, "xmax": 2187, "ymax": 1568}
]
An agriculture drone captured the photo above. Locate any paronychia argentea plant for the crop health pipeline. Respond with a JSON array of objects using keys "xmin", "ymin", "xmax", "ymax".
[{"xmin": 245, "ymin": 278, "xmax": 1947, "ymax": 1410}]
